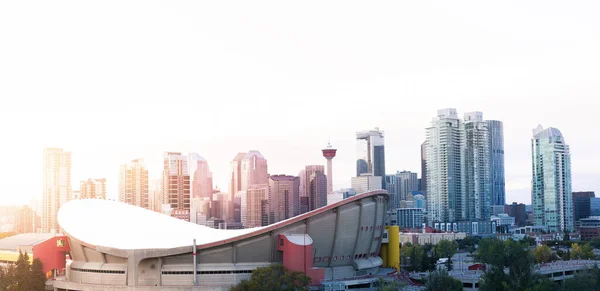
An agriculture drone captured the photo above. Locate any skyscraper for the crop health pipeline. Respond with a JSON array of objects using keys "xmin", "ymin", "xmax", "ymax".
[
  {"xmin": 425, "ymin": 109, "xmax": 461, "ymax": 224},
  {"xmin": 420, "ymin": 142, "xmax": 427, "ymax": 197},
  {"xmin": 240, "ymin": 151, "xmax": 268, "ymax": 192},
  {"xmin": 397, "ymin": 171, "xmax": 419, "ymax": 202},
  {"xmin": 268, "ymin": 175, "xmax": 300, "ymax": 224},
  {"xmin": 531, "ymin": 125, "xmax": 573, "ymax": 232},
  {"xmin": 351, "ymin": 174, "xmax": 383, "ymax": 194},
  {"xmin": 188, "ymin": 153, "xmax": 213, "ymax": 199},
  {"xmin": 356, "ymin": 128, "xmax": 386, "ymax": 189},
  {"xmin": 301, "ymin": 165, "xmax": 327, "ymax": 212},
  {"xmin": 384, "ymin": 174, "xmax": 400, "ymax": 210},
  {"xmin": 229, "ymin": 152, "xmax": 246, "ymax": 202},
  {"xmin": 119, "ymin": 159, "xmax": 149, "ymax": 209},
  {"xmin": 487, "ymin": 120, "xmax": 506, "ymax": 206},
  {"xmin": 42, "ymin": 148, "xmax": 72, "ymax": 233},
  {"xmin": 246, "ymin": 184, "xmax": 268, "ymax": 228},
  {"xmin": 80, "ymin": 178, "xmax": 107, "ymax": 199},
  {"xmin": 461, "ymin": 112, "xmax": 491, "ymax": 221},
  {"xmin": 162, "ymin": 152, "xmax": 191, "ymax": 221}
]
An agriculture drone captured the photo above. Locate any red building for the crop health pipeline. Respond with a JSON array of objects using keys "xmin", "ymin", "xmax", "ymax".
[{"xmin": 0, "ymin": 233, "xmax": 70, "ymax": 276}]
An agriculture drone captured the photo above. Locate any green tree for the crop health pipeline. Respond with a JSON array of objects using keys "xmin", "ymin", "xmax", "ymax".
[
  {"xmin": 376, "ymin": 278, "xmax": 406, "ymax": 291},
  {"xmin": 562, "ymin": 265, "xmax": 600, "ymax": 291},
  {"xmin": 230, "ymin": 264, "xmax": 310, "ymax": 291},
  {"xmin": 409, "ymin": 244, "xmax": 424, "ymax": 272},
  {"xmin": 28, "ymin": 259, "xmax": 46, "ymax": 291},
  {"xmin": 588, "ymin": 238, "xmax": 600, "ymax": 249},
  {"xmin": 424, "ymin": 268, "xmax": 462, "ymax": 291},
  {"xmin": 435, "ymin": 240, "xmax": 458, "ymax": 271},
  {"xmin": 572, "ymin": 243, "xmax": 595, "ymax": 260},
  {"xmin": 533, "ymin": 245, "xmax": 552, "ymax": 263},
  {"xmin": 521, "ymin": 236, "xmax": 537, "ymax": 247},
  {"xmin": 15, "ymin": 251, "xmax": 31, "ymax": 291},
  {"xmin": 2, "ymin": 264, "xmax": 17, "ymax": 290},
  {"xmin": 477, "ymin": 238, "xmax": 537, "ymax": 291}
]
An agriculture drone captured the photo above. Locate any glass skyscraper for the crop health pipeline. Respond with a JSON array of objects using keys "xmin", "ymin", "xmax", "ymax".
[
  {"xmin": 531, "ymin": 125, "xmax": 573, "ymax": 232},
  {"xmin": 487, "ymin": 120, "xmax": 506, "ymax": 206},
  {"xmin": 356, "ymin": 128, "xmax": 386, "ymax": 189},
  {"xmin": 461, "ymin": 112, "xmax": 491, "ymax": 221}
]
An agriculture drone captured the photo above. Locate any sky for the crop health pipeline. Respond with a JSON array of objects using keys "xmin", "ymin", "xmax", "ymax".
[{"xmin": 0, "ymin": 1, "xmax": 599, "ymax": 206}]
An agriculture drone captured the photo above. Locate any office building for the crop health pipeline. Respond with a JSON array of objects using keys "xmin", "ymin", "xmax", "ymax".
[
  {"xmin": 573, "ymin": 191, "xmax": 596, "ymax": 221},
  {"xmin": 384, "ymin": 174, "xmax": 400, "ymax": 210},
  {"xmin": 119, "ymin": 159, "xmax": 149, "ymax": 209},
  {"xmin": 356, "ymin": 128, "xmax": 386, "ymax": 189},
  {"xmin": 229, "ymin": 152, "xmax": 246, "ymax": 202},
  {"xmin": 487, "ymin": 120, "xmax": 506, "ymax": 205},
  {"xmin": 268, "ymin": 175, "xmax": 300, "ymax": 224},
  {"xmin": 397, "ymin": 171, "xmax": 419, "ymax": 202},
  {"xmin": 245, "ymin": 184, "xmax": 268, "ymax": 228},
  {"xmin": 241, "ymin": 151, "xmax": 268, "ymax": 192},
  {"xmin": 504, "ymin": 202, "xmax": 527, "ymax": 227},
  {"xmin": 15, "ymin": 206, "xmax": 35, "ymax": 234},
  {"xmin": 162, "ymin": 152, "xmax": 191, "ymax": 221},
  {"xmin": 42, "ymin": 148, "xmax": 72, "ymax": 233},
  {"xmin": 188, "ymin": 153, "xmax": 213, "ymax": 199},
  {"xmin": 591, "ymin": 198, "xmax": 600, "ymax": 217},
  {"xmin": 80, "ymin": 178, "xmax": 107, "ymax": 199},
  {"xmin": 301, "ymin": 165, "xmax": 327, "ymax": 212},
  {"xmin": 531, "ymin": 125, "xmax": 573, "ymax": 232},
  {"xmin": 327, "ymin": 188, "xmax": 357, "ymax": 205},
  {"xmin": 411, "ymin": 192, "xmax": 426, "ymax": 209},
  {"xmin": 425, "ymin": 109, "xmax": 462, "ymax": 224},
  {"xmin": 351, "ymin": 174, "xmax": 383, "ymax": 194}
]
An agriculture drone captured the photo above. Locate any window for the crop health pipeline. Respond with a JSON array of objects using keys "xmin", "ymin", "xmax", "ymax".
[{"xmin": 279, "ymin": 239, "xmax": 284, "ymax": 246}]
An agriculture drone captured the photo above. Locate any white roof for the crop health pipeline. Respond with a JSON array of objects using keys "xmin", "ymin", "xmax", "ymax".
[{"xmin": 57, "ymin": 199, "xmax": 262, "ymax": 250}]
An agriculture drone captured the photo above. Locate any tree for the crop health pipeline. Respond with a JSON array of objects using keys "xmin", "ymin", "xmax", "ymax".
[
  {"xmin": 562, "ymin": 266, "xmax": 600, "ymax": 291},
  {"xmin": 376, "ymin": 278, "xmax": 406, "ymax": 291},
  {"xmin": 435, "ymin": 240, "xmax": 458, "ymax": 271},
  {"xmin": 521, "ymin": 236, "xmax": 537, "ymax": 247},
  {"xmin": 424, "ymin": 268, "xmax": 462, "ymax": 291},
  {"xmin": 15, "ymin": 251, "xmax": 31, "ymax": 291},
  {"xmin": 588, "ymin": 238, "xmax": 600, "ymax": 249},
  {"xmin": 28, "ymin": 259, "xmax": 46, "ymax": 291},
  {"xmin": 477, "ymin": 238, "xmax": 537, "ymax": 291},
  {"xmin": 572, "ymin": 243, "xmax": 594, "ymax": 260},
  {"xmin": 533, "ymin": 245, "xmax": 552, "ymax": 263},
  {"xmin": 230, "ymin": 264, "xmax": 311, "ymax": 291}
]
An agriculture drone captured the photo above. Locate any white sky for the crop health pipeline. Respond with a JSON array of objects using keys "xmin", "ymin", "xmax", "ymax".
[{"xmin": 0, "ymin": 1, "xmax": 598, "ymax": 206}]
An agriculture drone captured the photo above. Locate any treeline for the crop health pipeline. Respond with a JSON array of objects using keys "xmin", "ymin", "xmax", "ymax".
[{"xmin": 0, "ymin": 252, "xmax": 46, "ymax": 291}]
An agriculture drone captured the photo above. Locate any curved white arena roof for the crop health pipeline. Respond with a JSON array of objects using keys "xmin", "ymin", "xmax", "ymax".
[{"xmin": 58, "ymin": 199, "xmax": 261, "ymax": 250}]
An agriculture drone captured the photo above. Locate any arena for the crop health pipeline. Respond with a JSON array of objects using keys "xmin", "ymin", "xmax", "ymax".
[{"xmin": 54, "ymin": 190, "xmax": 391, "ymax": 291}]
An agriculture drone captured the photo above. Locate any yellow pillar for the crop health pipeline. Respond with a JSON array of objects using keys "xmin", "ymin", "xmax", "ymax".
[
  {"xmin": 386, "ymin": 226, "xmax": 400, "ymax": 271},
  {"xmin": 381, "ymin": 244, "xmax": 388, "ymax": 267}
]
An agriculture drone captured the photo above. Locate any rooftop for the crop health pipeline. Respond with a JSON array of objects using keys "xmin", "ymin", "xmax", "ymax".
[{"xmin": 0, "ymin": 233, "xmax": 56, "ymax": 251}]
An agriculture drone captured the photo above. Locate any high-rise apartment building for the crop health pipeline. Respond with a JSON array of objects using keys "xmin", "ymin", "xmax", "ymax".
[
  {"xmin": 15, "ymin": 206, "xmax": 35, "ymax": 234},
  {"xmin": 268, "ymin": 175, "xmax": 300, "ymax": 224},
  {"xmin": 301, "ymin": 165, "xmax": 327, "ymax": 212},
  {"xmin": 426, "ymin": 109, "xmax": 462, "ymax": 224},
  {"xmin": 487, "ymin": 120, "xmax": 506, "ymax": 206},
  {"xmin": 245, "ymin": 184, "xmax": 268, "ymax": 228},
  {"xmin": 356, "ymin": 128, "xmax": 386, "ymax": 189},
  {"xmin": 461, "ymin": 112, "xmax": 491, "ymax": 221},
  {"xmin": 189, "ymin": 153, "xmax": 213, "ymax": 199},
  {"xmin": 420, "ymin": 142, "xmax": 427, "ymax": 197},
  {"xmin": 397, "ymin": 171, "xmax": 419, "ymax": 202},
  {"xmin": 162, "ymin": 152, "xmax": 191, "ymax": 221},
  {"xmin": 42, "ymin": 148, "xmax": 72, "ymax": 233},
  {"xmin": 531, "ymin": 125, "xmax": 573, "ymax": 232},
  {"xmin": 80, "ymin": 178, "xmax": 107, "ymax": 199},
  {"xmin": 119, "ymin": 159, "xmax": 149, "ymax": 209}
]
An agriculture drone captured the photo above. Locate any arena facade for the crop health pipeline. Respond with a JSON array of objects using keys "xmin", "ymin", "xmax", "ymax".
[{"xmin": 54, "ymin": 190, "xmax": 390, "ymax": 291}]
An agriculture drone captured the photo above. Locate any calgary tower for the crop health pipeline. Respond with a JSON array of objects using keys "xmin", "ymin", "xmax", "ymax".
[{"xmin": 321, "ymin": 142, "xmax": 337, "ymax": 194}]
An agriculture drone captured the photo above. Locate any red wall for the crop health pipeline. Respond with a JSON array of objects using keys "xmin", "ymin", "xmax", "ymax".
[
  {"xmin": 278, "ymin": 234, "xmax": 324, "ymax": 286},
  {"xmin": 32, "ymin": 236, "xmax": 70, "ymax": 274}
]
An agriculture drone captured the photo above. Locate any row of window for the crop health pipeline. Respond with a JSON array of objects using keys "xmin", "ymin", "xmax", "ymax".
[
  {"xmin": 162, "ymin": 270, "xmax": 253, "ymax": 275},
  {"xmin": 313, "ymin": 252, "xmax": 379, "ymax": 264},
  {"xmin": 71, "ymin": 267, "xmax": 125, "ymax": 274}
]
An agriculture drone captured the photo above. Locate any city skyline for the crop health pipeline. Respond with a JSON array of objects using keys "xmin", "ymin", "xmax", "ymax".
[{"xmin": 1, "ymin": 1, "xmax": 600, "ymax": 206}]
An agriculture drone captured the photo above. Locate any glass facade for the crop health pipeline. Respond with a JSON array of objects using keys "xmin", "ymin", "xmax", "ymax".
[
  {"xmin": 356, "ymin": 128, "xmax": 386, "ymax": 189},
  {"xmin": 487, "ymin": 120, "xmax": 506, "ymax": 206},
  {"xmin": 590, "ymin": 198, "xmax": 600, "ymax": 217},
  {"xmin": 384, "ymin": 175, "xmax": 400, "ymax": 210},
  {"xmin": 531, "ymin": 126, "xmax": 573, "ymax": 232},
  {"xmin": 461, "ymin": 113, "xmax": 491, "ymax": 221}
]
